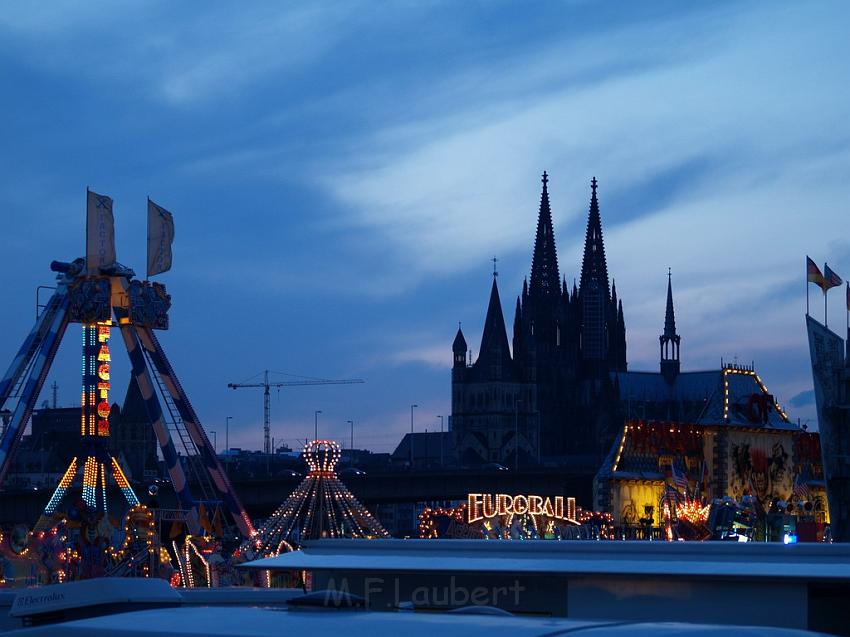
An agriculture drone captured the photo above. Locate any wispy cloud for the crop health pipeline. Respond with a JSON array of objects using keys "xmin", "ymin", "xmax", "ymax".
[
  {"xmin": 0, "ymin": 2, "xmax": 360, "ymax": 106},
  {"xmin": 387, "ymin": 344, "xmax": 451, "ymax": 370}
]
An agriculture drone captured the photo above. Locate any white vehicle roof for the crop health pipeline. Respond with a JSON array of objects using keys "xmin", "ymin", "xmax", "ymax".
[
  {"xmin": 243, "ymin": 538, "xmax": 850, "ymax": 581},
  {"xmin": 4, "ymin": 606, "xmax": 833, "ymax": 637}
]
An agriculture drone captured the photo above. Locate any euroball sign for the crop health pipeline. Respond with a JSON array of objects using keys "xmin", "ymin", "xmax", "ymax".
[
  {"xmin": 466, "ymin": 493, "xmax": 578, "ymax": 524},
  {"xmin": 420, "ymin": 493, "xmax": 614, "ymax": 540}
]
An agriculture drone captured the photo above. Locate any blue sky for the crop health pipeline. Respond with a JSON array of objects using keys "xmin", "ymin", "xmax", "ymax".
[{"xmin": 1, "ymin": 1, "xmax": 848, "ymax": 452}]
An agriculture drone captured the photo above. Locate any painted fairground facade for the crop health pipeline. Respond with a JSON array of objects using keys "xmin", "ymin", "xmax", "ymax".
[
  {"xmin": 591, "ymin": 267, "xmax": 828, "ymax": 542},
  {"xmin": 595, "ymin": 364, "xmax": 828, "ymax": 542}
]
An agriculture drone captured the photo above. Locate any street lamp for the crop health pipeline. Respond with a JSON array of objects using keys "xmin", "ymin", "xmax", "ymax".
[
  {"xmin": 514, "ymin": 398, "xmax": 523, "ymax": 471},
  {"xmin": 410, "ymin": 404, "xmax": 418, "ymax": 468},
  {"xmin": 314, "ymin": 410, "xmax": 322, "ymax": 440},
  {"xmin": 437, "ymin": 415, "xmax": 444, "ymax": 468},
  {"xmin": 225, "ymin": 416, "xmax": 232, "ymax": 459}
]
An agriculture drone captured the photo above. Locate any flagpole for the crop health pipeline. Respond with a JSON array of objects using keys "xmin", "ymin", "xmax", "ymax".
[
  {"xmin": 85, "ymin": 187, "xmax": 90, "ymax": 274},
  {"xmin": 825, "ymin": 289, "xmax": 829, "ymax": 328}
]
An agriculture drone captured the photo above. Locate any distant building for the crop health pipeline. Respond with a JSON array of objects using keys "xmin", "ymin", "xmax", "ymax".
[
  {"xmin": 109, "ymin": 377, "xmax": 158, "ymax": 482},
  {"xmin": 451, "ymin": 174, "xmax": 625, "ymax": 469},
  {"xmin": 30, "ymin": 407, "xmax": 80, "ymax": 468},
  {"xmin": 8, "ymin": 407, "xmax": 89, "ymax": 487},
  {"xmin": 593, "ymin": 271, "xmax": 824, "ymax": 533},
  {"xmin": 392, "ymin": 431, "xmax": 454, "ymax": 469}
]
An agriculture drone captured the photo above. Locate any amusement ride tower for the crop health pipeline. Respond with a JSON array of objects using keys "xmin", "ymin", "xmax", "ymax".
[
  {"xmin": 35, "ymin": 319, "xmax": 139, "ymax": 529},
  {"xmin": 0, "ymin": 191, "xmax": 255, "ymax": 542}
]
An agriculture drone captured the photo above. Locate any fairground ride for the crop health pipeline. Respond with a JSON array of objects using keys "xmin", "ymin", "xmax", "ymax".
[{"xmin": 0, "ymin": 246, "xmax": 255, "ymax": 543}]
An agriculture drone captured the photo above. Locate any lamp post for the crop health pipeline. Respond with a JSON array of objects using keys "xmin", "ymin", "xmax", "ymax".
[
  {"xmin": 410, "ymin": 404, "xmax": 418, "ymax": 469},
  {"xmin": 225, "ymin": 416, "xmax": 232, "ymax": 461},
  {"xmin": 314, "ymin": 410, "xmax": 322, "ymax": 440},
  {"xmin": 347, "ymin": 420, "xmax": 354, "ymax": 464},
  {"xmin": 211, "ymin": 430, "xmax": 217, "ymax": 454},
  {"xmin": 514, "ymin": 398, "xmax": 523, "ymax": 472},
  {"xmin": 537, "ymin": 409, "xmax": 541, "ymax": 464},
  {"xmin": 437, "ymin": 415, "xmax": 444, "ymax": 468}
]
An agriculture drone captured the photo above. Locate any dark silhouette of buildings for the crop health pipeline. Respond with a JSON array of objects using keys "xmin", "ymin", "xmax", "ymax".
[
  {"xmin": 109, "ymin": 377, "xmax": 159, "ymax": 482},
  {"xmin": 452, "ymin": 174, "xmax": 626, "ymax": 469},
  {"xmin": 5, "ymin": 379, "xmax": 159, "ymax": 487}
]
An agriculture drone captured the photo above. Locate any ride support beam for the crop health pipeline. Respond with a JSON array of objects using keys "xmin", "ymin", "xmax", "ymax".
[
  {"xmin": 135, "ymin": 325, "xmax": 255, "ymax": 539},
  {"xmin": 118, "ymin": 320, "xmax": 201, "ymax": 535},
  {"xmin": 0, "ymin": 290, "xmax": 65, "ymax": 409},
  {"xmin": 0, "ymin": 294, "xmax": 70, "ymax": 486}
]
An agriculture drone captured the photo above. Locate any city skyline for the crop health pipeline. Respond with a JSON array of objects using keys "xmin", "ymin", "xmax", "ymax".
[{"xmin": 1, "ymin": 1, "xmax": 848, "ymax": 452}]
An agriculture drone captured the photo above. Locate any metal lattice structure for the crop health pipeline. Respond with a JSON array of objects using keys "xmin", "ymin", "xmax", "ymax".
[
  {"xmin": 0, "ymin": 257, "xmax": 255, "ymax": 540},
  {"xmin": 244, "ymin": 439, "xmax": 388, "ymax": 556}
]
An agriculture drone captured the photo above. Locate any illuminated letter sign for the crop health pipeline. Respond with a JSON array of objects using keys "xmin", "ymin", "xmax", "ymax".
[
  {"xmin": 467, "ymin": 493, "xmax": 483, "ymax": 523},
  {"xmin": 466, "ymin": 493, "xmax": 576, "ymax": 524},
  {"xmin": 96, "ymin": 323, "xmax": 111, "ymax": 436}
]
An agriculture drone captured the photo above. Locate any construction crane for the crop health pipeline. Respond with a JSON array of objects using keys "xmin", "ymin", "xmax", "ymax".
[{"xmin": 227, "ymin": 370, "xmax": 364, "ymax": 454}]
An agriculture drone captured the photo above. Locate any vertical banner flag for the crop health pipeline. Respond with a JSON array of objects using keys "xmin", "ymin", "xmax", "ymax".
[
  {"xmin": 147, "ymin": 199, "xmax": 175, "ymax": 277},
  {"xmin": 86, "ymin": 190, "xmax": 116, "ymax": 272}
]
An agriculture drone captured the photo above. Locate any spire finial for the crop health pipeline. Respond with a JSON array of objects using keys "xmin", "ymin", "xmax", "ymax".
[
  {"xmin": 542, "ymin": 171, "xmax": 548, "ymax": 187},
  {"xmin": 591, "ymin": 176, "xmax": 597, "ymax": 194},
  {"xmin": 663, "ymin": 269, "xmax": 677, "ymax": 338},
  {"xmin": 492, "ymin": 256, "xmax": 498, "ymax": 278}
]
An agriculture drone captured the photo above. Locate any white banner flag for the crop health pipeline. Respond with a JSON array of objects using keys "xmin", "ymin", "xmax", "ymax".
[
  {"xmin": 147, "ymin": 198, "xmax": 175, "ymax": 277},
  {"xmin": 86, "ymin": 189, "xmax": 116, "ymax": 273}
]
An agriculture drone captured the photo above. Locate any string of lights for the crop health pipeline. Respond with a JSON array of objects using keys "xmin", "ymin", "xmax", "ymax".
[{"xmin": 241, "ymin": 439, "xmax": 388, "ymax": 559}]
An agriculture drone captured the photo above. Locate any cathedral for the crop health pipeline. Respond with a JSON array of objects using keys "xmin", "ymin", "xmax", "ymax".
[{"xmin": 451, "ymin": 173, "xmax": 626, "ymax": 469}]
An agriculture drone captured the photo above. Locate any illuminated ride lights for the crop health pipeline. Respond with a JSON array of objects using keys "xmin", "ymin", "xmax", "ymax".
[
  {"xmin": 239, "ymin": 439, "xmax": 388, "ymax": 561},
  {"xmin": 105, "ymin": 504, "xmax": 172, "ymax": 579},
  {"xmin": 35, "ymin": 322, "xmax": 140, "ymax": 531},
  {"xmin": 43, "ymin": 458, "xmax": 78, "ymax": 515},
  {"xmin": 677, "ymin": 497, "xmax": 712, "ymax": 524}
]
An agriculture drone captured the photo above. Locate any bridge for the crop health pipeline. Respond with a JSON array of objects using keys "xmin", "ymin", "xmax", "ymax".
[{"xmin": 0, "ymin": 468, "xmax": 594, "ymax": 525}]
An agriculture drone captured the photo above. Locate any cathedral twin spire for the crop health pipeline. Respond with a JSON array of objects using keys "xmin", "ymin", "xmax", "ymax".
[
  {"xmin": 529, "ymin": 171, "xmax": 561, "ymax": 302},
  {"xmin": 579, "ymin": 177, "xmax": 611, "ymax": 301},
  {"xmin": 458, "ymin": 172, "xmax": 627, "ymax": 378}
]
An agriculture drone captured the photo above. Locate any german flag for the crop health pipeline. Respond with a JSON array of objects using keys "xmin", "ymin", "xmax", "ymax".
[
  {"xmin": 824, "ymin": 264, "xmax": 843, "ymax": 291},
  {"xmin": 807, "ymin": 256, "xmax": 825, "ymax": 289}
]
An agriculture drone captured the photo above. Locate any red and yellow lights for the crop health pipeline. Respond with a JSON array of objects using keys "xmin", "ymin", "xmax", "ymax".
[
  {"xmin": 467, "ymin": 493, "xmax": 575, "ymax": 524},
  {"xmin": 81, "ymin": 321, "xmax": 112, "ymax": 437}
]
